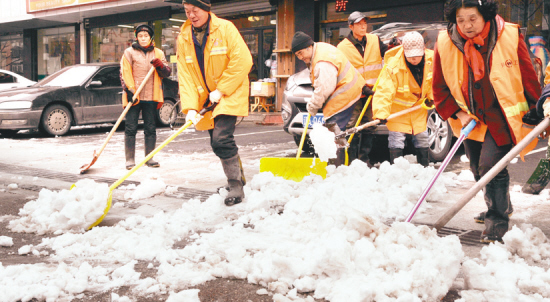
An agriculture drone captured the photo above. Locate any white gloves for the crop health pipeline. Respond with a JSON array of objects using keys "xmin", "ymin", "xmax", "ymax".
[
  {"xmin": 305, "ymin": 98, "xmax": 318, "ymax": 117},
  {"xmin": 544, "ymin": 98, "xmax": 550, "ymax": 117},
  {"xmin": 186, "ymin": 110, "xmax": 198, "ymax": 125},
  {"xmin": 209, "ymin": 89, "xmax": 222, "ymax": 103}
]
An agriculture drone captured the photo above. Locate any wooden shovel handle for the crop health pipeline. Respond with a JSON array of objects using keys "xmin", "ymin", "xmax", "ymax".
[{"xmin": 95, "ymin": 66, "xmax": 156, "ymax": 157}]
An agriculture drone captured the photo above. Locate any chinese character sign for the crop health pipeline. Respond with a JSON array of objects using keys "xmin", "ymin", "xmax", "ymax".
[{"xmin": 335, "ymin": 0, "xmax": 348, "ymax": 12}]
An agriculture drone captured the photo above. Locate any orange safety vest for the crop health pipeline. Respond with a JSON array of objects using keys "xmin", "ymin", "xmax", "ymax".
[
  {"xmin": 310, "ymin": 42, "xmax": 365, "ymax": 119},
  {"xmin": 372, "ymin": 46, "xmax": 434, "ymax": 134},
  {"xmin": 437, "ymin": 23, "xmax": 531, "ymax": 145},
  {"xmin": 337, "ymin": 34, "xmax": 383, "ymax": 87},
  {"xmin": 120, "ymin": 47, "xmax": 165, "ymax": 108}
]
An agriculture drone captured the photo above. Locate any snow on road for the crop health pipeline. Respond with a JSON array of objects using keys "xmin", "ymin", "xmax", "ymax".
[{"xmin": 1, "ymin": 158, "xmax": 550, "ymax": 301}]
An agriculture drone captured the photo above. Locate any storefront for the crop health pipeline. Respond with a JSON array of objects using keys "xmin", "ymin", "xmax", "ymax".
[{"xmin": 0, "ymin": 33, "xmax": 24, "ymax": 74}]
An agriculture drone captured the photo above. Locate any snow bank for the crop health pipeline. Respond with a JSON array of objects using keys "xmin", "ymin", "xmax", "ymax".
[
  {"xmin": 459, "ymin": 225, "xmax": 550, "ymax": 301},
  {"xmin": 8, "ymin": 179, "xmax": 109, "ymax": 234},
  {"xmin": 0, "ymin": 161, "xmax": 467, "ymax": 301}
]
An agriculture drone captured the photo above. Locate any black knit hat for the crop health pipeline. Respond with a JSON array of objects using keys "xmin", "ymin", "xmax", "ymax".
[
  {"xmin": 183, "ymin": 0, "xmax": 211, "ymax": 12},
  {"xmin": 291, "ymin": 31, "xmax": 314, "ymax": 53},
  {"xmin": 135, "ymin": 24, "xmax": 154, "ymax": 38}
]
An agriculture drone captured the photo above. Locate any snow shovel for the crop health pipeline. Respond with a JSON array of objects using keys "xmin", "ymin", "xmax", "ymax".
[
  {"xmin": 522, "ymin": 138, "xmax": 550, "ymax": 194},
  {"xmin": 335, "ymin": 104, "xmax": 425, "ymax": 140},
  {"xmin": 260, "ymin": 113, "xmax": 327, "ymax": 182},
  {"xmin": 344, "ymin": 65, "xmax": 387, "ymax": 165},
  {"xmin": 83, "ymin": 102, "xmax": 218, "ymax": 230},
  {"xmin": 434, "ymin": 117, "xmax": 550, "ymax": 231},
  {"xmin": 405, "ymin": 119, "xmax": 477, "ymax": 223},
  {"xmin": 79, "ymin": 66, "xmax": 156, "ymax": 174}
]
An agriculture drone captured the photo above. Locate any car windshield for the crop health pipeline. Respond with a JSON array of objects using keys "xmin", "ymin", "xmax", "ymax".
[{"xmin": 37, "ymin": 66, "xmax": 100, "ymax": 87}]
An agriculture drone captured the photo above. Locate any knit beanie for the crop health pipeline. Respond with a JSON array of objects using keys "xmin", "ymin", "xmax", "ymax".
[
  {"xmin": 183, "ymin": 0, "xmax": 211, "ymax": 12},
  {"xmin": 402, "ymin": 31, "xmax": 425, "ymax": 58},
  {"xmin": 134, "ymin": 24, "xmax": 154, "ymax": 38},
  {"xmin": 291, "ymin": 31, "xmax": 314, "ymax": 53}
]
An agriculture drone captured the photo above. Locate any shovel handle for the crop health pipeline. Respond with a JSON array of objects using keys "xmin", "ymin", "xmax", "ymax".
[
  {"xmin": 434, "ymin": 117, "xmax": 550, "ymax": 230},
  {"xmin": 109, "ymin": 102, "xmax": 217, "ymax": 191},
  {"xmin": 97, "ymin": 67, "xmax": 156, "ymax": 156},
  {"xmin": 297, "ymin": 114, "xmax": 311, "ymax": 159}
]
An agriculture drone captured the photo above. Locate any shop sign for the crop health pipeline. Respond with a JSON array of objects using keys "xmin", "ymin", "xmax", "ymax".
[{"xmin": 27, "ymin": 0, "xmax": 112, "ymax": 13}]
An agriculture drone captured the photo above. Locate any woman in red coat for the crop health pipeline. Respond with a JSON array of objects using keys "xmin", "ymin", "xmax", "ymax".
[{"xmin": 432, "ymin": 0, "xmax": 541, "ymax": 243}]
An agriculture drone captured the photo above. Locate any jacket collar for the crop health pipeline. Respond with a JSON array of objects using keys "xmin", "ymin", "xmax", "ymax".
[
  {"xmin": 181, "ymin": 12, "xmax": 222, "ymax": 42},
  {"xmin": 447, "ymin": 14, "xmax": 506, "ymax": 56}
]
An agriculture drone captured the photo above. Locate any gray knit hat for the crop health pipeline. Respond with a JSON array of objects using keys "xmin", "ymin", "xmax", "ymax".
[
  {"xmin": 291, "ymin": 31, "xmax": 314, "ymax": 53},
  {"xmin": 183, "ymin": 0, "xmax": 211, "ymax": 12}
]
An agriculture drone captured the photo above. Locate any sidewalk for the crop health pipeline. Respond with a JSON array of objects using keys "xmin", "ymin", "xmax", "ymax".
[{"xmin": 242, "ymin": 111, "xmax": 283, "ymax": 125}]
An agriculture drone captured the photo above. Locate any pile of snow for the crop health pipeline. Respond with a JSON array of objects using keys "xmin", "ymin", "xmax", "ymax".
[
  {"xmin": 309, "ymin": 123, "xmax": 337, "ymax": 162},
  {"xmin": 0, "ymin": 236, "xmax": 13, "ymax": 247},
  {"xmin": 459, "ymin": 225, "xmax": 550, "ymax": 301},
  {"xmin": 8, "ymin": 179, "xmax": 108, "ymax": 234},
  {"xmin": 1, "ymin": 161, "xmax": 466, "ymax": 301},
  {"xmin": 124, "ymin": 174, "xmax": 167, "ymax": 201}
]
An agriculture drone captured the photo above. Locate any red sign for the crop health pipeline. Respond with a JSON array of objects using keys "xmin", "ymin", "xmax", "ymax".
[{"xmin": 335, "ymin": 0, "xmax": 349, "ymax": 12}]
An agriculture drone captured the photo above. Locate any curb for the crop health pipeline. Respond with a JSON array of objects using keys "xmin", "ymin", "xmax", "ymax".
[{"xmin": 243, "ymin": 112, "xmax": 283, "ymax": 126}]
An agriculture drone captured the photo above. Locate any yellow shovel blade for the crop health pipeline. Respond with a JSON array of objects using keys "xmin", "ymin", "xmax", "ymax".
[
  {"xmin": 69, "ymin": 183, "xmax": 113, "ymax": 230},
  {"xmin": 260, "ymin": 157, "xmax": 327, "ymax": 182}
]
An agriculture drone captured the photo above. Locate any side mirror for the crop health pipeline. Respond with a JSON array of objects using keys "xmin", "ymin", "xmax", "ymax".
[{"xmin": 88, "ymin": 80, "xmax": 102, "ymax": 88}]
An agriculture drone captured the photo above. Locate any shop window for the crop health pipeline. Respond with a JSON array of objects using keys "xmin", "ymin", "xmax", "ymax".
[
  {"xmin": 0, "ymin": 72, "xmax": 16, "ymax": 84},
  {"xmin": 0, "ymin": 34, "xmax": 24, "ymax": 75},
  {"xmin": 37, "ymin": 27, "xmax": 75, "ymax": 79},
  {"xmin": 90, "ymin": 25, "xmax": 138, "ymax": 64}
]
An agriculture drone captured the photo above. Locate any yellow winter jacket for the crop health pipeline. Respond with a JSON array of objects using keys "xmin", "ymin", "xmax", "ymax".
[
  {"xmin": 337, "ymin": 34, "xmax": 383, "ymax": 87},
  {"xmin": 310, "ymin": 42, "xmax": 365, "ymax": 119},
  {"xmin": 176, "ymin": 13, "xmax": 253, "ymax": 130},
  {"xmin": 372, "ymin": 46, "xmax": 434, "ymax": 134},
  {"xmin": 120, "ymin": 47, "xmax": 165, "ymax": 108}
]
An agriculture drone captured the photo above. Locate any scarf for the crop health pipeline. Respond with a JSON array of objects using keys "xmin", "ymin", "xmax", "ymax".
[
  {"xmin": 456, "ymin": 20, "xmax": 491, "ymax": 82},
  {"xmin": 131, "ymin": 40, "xmax": 155, "ymax": 53}
]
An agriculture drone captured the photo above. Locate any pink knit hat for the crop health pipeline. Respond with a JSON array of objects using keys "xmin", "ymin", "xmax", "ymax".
[{"xmin": 403, "ymin": 31, "xmax": 425, "ymax": 58}]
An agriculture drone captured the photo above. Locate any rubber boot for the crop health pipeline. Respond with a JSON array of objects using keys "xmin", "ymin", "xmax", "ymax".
[
  {"xmin": 217, "ymin": 156, "xmax": 246, "ymax": 193},
  {"xmin": 358, "ymin": 132, "xmax": 374, "ymax": 167},
  {"xmin": 480, "ymin": 174, "xmax": 512, "ymax": 243},
  {"xmin": 221, "ymin": 154, "xmax": 245, "ymax": 206},
  {"xmin": 125, "ymin": 136, "xmax": 136, "ymax": 170},
  {"xmin": 145, "ymin": 135, "xmax": 160, "ymax": 167},
  {"xmin": 416, "ymin": 147, "xmax": 430, "ymax": 167},
  {"xmin": 389, "ymin": 148, "xmax": 403, "ymax": 165}
]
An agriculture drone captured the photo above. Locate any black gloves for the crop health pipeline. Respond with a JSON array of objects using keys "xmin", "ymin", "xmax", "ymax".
[
  {"xmin": 377, "ymin": 119, "xmax": 387, "ymax": 125},
  {"xmin": 125, "ymin": 89, "xmax": 134, "ymax": 104},
  {"xmin": 522, "ymin": 107, "xmax": 543, "ymax": 125},
  {"xmin": 362, "ymin": 85, "xmax": 374, "ymax": 98}
]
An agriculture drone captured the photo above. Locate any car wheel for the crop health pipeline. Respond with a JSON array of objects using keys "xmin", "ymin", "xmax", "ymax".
[
  {"xmin": 426, "ymin": 110, "xmax": 452, "ymax": 162},
  {"xmin": 40, "ymin": 104, "xmax": 72, "ymax": 136},
  {"xmin": 0, "ymin": 130, "xmax": 18, "ymax": 138},
  {"xmin": 293, "ymin": 135, "xmax": 315, "ymax": 154},
  {"xmin": 157, "ymin": 99, "xmax": 175, "ymax": 127}
]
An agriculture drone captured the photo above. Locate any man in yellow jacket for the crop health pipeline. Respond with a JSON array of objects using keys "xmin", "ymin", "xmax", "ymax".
[
  {"xmin": 177, "ymin": 0, "xmax": 253, "ymax": 206},
  {"xmin": 292, "ymin": 31, "xmax": 365, "ymax": 166},
  {"xmin": 337, "ymin": 11, "xmax": 388, "ymax": 166},
  {"xmin": 372, "ymin": 31, "xmax": 433, "ymax": 166}
]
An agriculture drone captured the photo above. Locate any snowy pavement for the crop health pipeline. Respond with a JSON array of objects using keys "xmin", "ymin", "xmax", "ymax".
[{"xmin": 1, "ymin": 128, "xmax": 550, "ymax": 301}]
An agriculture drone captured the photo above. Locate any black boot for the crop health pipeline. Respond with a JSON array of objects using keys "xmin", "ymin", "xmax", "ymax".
[
  {"xmin": 125, "ymin": 136, "xmax": 136, "ymax": 170},
  {"xmin": 480, "ymin": 174, "xmax": 512, "ymax": 243},
  {"xmin": 389, "ymin": 148, "xmax": 403, "ymax": 164},
  {"xmin": 217, "ymin": 156, "xmax": 246, "ymax": 193},
  {"xmin": 358, "ymin": 132, "xmax": 374, "ymax": 167},
  {"xmin": 221, "ymin": 154, "xmax": 245, "ymax": 206},
  {"xmin": 145, "ymin": 135, "xmax": 160, "ymax": 168},
  {"xmin": 416, "ymin": 147, "xmax": 430, "ymax": 167}
]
